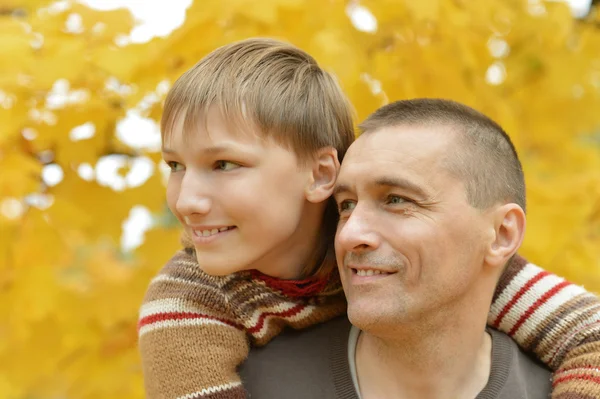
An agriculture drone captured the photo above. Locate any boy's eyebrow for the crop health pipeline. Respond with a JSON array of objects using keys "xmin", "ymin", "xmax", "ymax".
[{"xmin": 161, "ymin": 145, "xmax": 236, "ymax": 155}]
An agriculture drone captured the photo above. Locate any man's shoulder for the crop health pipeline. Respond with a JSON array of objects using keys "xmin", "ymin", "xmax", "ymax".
[
  {"xmin": 483, "ymin": 329, "xmax": 552, "ymax": 399},
  {"xmin": 510, "ymin": 341, "xmax": 552, "ymax": 398},
  {"xmin": 241, "ymin": 314, "xmax": 351, "ymax": 369},
  {"xmin": 240, "ymin": 316, "xmax": 353, "ymax": 398}
]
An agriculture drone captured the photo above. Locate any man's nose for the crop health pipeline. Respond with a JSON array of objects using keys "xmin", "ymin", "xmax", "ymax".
[
  {"xmin": 175, "ymin": 170, "xmax": 212, "ymax": 217},
  {"xmin": 335, "ymin": 204, "xmax": 380, "ymax": 252}
]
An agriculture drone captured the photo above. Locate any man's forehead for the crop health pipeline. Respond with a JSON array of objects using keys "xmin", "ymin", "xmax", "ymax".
[
  {"xmin": 343, "ymin": 126, "xmax": 453, "ymax": 168},
  {"xmin": 336, "ymin": 124, "xmax": 456, "ymax": 192},
  {"xmin": 358, "ymin": 124, "xmax": 453, "ymax": 148}
]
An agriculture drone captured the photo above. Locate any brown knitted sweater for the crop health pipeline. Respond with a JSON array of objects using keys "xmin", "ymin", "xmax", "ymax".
[{"xmin": 138, "ymin": 251, "xmax": 600, "ymax": 399}]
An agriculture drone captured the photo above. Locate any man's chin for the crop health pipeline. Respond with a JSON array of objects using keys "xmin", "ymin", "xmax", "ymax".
[
  {"xmin": 347, "ymin": 300, "xmax": 414, "ymax": 332},
  {"xmin": 347, "ymin": 304, "xmax": 384, "ymax": 331}
]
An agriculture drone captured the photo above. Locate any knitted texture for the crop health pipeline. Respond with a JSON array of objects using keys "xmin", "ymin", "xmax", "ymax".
[
  {"xmin": 489, "ymin": 256, "xmax": 600, "ymax": 399},
  {"xmin": 138, "ymin": 249, "xmax": 346, "ymax": 399},
  {"xmin": 139, "ymin": 251, "xmax": 600, "ymax": 399}
]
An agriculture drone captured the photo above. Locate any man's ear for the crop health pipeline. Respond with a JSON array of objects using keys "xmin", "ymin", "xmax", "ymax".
[
  {"xmin": 305, "ymin": 147, "xmax": 340, "ymax": 203},
  {"xmin": 484, "ymin": 203, "xmax": 526, "ymax": 270}
]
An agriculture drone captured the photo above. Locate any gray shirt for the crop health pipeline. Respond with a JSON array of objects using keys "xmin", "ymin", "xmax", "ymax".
[{"xmin": 239, "ymin": 316, "xmax": 552, "ymax": 398}]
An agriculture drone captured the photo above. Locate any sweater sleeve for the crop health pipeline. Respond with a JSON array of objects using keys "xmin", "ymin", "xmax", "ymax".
[
  {"xmin": 138, "ymin": 249, "xmax": 348, "ymax": 399},
  {"xmin": 138, "ymin": 249, "xmax": 249, "ymax": 399},
  {"xmin": 488, "ymin": 255, "xmax": 600, "ymax": 398}
]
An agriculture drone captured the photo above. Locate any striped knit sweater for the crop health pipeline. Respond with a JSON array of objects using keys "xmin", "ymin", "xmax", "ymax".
[{"xmin": 138, "ymin": 251, "xmax": 600, "ymax": 399}]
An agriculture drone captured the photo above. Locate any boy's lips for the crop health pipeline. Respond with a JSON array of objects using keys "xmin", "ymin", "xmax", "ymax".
[
  {"xmin": 191, "ymin": 226, "xmax": 236, "ymax": 237},
  {"xmin": 187, "ymin": 225, "xmax": 237, "ymax": 245},
  {"xmin": 192, "ymin": 226, "xmax": 237, "ymax": 247}
]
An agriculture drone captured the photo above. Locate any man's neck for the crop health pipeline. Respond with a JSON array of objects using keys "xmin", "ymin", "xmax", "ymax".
[{"xmin": 355, "ymin": 312, "xmax": 492, "ymax": 399}]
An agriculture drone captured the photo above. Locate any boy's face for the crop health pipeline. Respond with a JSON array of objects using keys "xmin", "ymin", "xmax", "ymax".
[{"xmin": 162, "ymin": 108, "xmax": 318, "ymax": 278}]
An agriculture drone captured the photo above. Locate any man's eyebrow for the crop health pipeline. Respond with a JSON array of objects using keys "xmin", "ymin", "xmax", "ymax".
[
  {"xmin": 333, "ymin": 177, "xmax": 428, "ymax": 198},
  {"xmin": 373, "ymin": 177, "xmax": 428, "ymax": 197},
  {"xmin": 333, "ymin": 183, "xmax": 353, "ymax": 198}
]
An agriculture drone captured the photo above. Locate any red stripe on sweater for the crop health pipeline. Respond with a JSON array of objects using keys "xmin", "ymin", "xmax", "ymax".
[
  {"xmin": 507, "ymin": 280, "xmax": 571, "ymax": 337},
  {"xmin": 492, "ymin": 270, "xmax": 550, "ymax": 329},
  {"xmin": 250, "ymin": 270, "xmax": 330, "ymax": 298},
  {"xmin": 549, "ymin": 320, "xmax": 600, "ymax": 365},
  {"xmin": 137, "ymin": 312, "xmax": 243, "ymax": 331},
  {"xmin": 246, "ymin": 303, "xmax": 307, "ymax": 335},
  {"xmin": 555, "ymin": 365, "xmax": 600, "ymax": 376},
  {"xmin": 552, "ymin": 373, "xmax": 600, "ymax": 387}
]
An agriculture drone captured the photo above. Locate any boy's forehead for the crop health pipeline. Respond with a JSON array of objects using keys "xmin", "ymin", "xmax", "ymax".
[
  {"xmin": 160, "ymin": 109, "xmax": 307, "ymax": 164},
  {"xmin": 164, "ymin": 107, "xmax": 267, "ymax": 145},
  {"xmin": 161, "ymin": 103, "xmax": 317, "ymax": 164}
]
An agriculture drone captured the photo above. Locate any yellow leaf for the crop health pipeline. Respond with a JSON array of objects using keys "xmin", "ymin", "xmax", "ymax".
[{"xmin": 0, "ymin": 150, "xmax": 42, "ymax": 197}]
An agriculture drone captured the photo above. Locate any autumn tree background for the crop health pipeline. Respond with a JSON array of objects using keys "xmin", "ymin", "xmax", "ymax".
[{"xmin": 1, "ymin": 0, "xmax": 600, "ymax": 397}]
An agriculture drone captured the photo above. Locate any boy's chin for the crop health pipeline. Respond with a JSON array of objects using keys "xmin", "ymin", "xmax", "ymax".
[{"xmin": 195, "ymin": 253, "xmax": 244, "ymax": 277}]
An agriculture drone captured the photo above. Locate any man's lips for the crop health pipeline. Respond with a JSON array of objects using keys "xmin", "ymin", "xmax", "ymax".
[{"xmin": 348, "ymin": 266, "xmax": 397, "ymax": 277}]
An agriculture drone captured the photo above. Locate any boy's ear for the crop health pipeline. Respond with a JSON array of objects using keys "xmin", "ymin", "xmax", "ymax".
[
  {"xmin": 305, "ymin": 147, "xmax": 340, "ymax": 203},
  {"xmin": 484, "ymin": 203, "xmax": 526, "ymax": 272}
]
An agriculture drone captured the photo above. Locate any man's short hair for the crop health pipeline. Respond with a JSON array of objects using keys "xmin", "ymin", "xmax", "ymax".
[
  {"xmin": 358, "ymin": 98, "xmax": 526, "ymax": 213},
  {"xmin": 161, "ymin": 37, "xmax": 355, "ymax": 163}
]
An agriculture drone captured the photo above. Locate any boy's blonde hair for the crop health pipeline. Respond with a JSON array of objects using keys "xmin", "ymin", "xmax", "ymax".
[
  {"xmin": 162, "ymin": 38, "xmax": 355, "ymax": 163},
  {"xmin": 162, "ymin": 38, "xmax": 355, "ymax": 279}
]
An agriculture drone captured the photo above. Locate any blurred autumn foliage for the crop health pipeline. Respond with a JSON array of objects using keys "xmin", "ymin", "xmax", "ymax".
[{"xmin": 1, "ymin": 0, "xmax": 600, "ymax": 397}]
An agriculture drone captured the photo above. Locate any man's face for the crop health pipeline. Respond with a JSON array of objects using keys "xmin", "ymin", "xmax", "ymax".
[{"xmin": 334, "ymin": 125, "xmax": 494, "ymax": 332}]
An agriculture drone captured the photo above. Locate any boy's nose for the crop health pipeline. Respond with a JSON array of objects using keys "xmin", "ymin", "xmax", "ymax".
[
  {"xmin": 176, "ymin": 195, "xmax": 212, "ymax": 218},
  {"xmin": 175, "ymin": 173, "xmax": 212, "ymax": 217}
]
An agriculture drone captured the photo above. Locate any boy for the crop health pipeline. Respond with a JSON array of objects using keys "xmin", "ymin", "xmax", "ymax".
[{"xmin": 139, "ymin": 38, "xmax": 600, "ymax": 398}]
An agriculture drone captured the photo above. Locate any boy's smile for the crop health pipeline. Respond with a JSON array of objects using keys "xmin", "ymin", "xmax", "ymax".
[
  {"xmin": 189, "ymin": 224, "xmax": 236, "ymax": 244},
  {"xmin": 161, "ymin": 107, "xmax": 326, "ymax": 279}
]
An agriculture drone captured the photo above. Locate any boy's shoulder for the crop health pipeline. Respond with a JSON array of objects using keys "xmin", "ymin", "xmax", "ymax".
[{"xmin": 140, "ymin": 249, "xmax": 235, "ymax": 315}]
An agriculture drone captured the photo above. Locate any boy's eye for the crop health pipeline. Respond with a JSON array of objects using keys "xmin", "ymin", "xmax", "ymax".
[
  {"xmin": 215, "ymin": 161, "xmax": 241, "ymax": 171},
  {"xmin": 166, "ymin": 161, "xmax": 184, "ymax": 172}
]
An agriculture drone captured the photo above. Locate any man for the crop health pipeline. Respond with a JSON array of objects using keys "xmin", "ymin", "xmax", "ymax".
[{"xmin": 240, "ymin": 99, "xmax": 552, "ymax": 398}]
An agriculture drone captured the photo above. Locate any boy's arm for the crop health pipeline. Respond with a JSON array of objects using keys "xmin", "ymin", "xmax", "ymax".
[
  {"xmin": 138, "ymin": 249, "xmax": 248, "ymax": 399},
  {"xmin": 138, "ymin": 249, "xmax": 347, "ymax": 399},
  {"xmin": 488, "ymin": 255, "xmax": 600, "ymax": 398}
]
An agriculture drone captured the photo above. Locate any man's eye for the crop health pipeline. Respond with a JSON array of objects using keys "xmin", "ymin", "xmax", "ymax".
[
  {"xmin": 215, "ymin": 161, "xmax": 241, "ymax": 171},
  {"xmin": 338, "ymin": 200, "xmax": 356, "ymax": 213},
  {"xmin": 386, "ymin": 195, "xmax": 407, "ymax": 205},
  {"xmin": 166, "ymin": 161, "xmax": 184, "ymax": 172}
]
